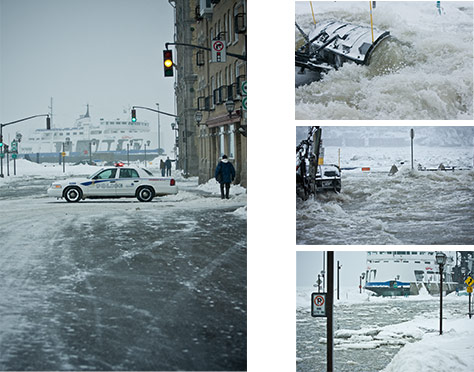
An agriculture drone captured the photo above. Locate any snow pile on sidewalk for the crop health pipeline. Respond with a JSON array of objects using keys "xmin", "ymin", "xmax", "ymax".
[
  {"xmin": 381, "ymin": 317, "xmax": 474, "ymax": 372},
  {"xmin": 197, "ymin": 178, "xmax": 247, "ymax": 196}
]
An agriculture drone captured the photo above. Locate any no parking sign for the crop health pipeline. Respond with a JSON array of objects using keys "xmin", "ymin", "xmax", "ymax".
[{"xmin": 311, "ymin": 292, "xmax": 327, "ymax": 317}]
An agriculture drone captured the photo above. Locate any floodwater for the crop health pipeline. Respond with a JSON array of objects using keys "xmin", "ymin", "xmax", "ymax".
[
  {"xmin": 295, "ymin": 2, "xmax": 473, "ymax": 120},
  {"xmin": 296, "ymin": 297, "xmax": 463, "ymax": 372},
  {"xmin": 296, "ymin": 168, "xmax": 474, "ymax": 245}
]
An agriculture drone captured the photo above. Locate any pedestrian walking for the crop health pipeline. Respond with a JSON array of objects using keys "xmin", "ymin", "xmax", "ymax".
[
  {"xmin": 160, "ymin": 159, "xmax": 166, "ymax": 177},
  {"xmin": 165, "ymin": 157, "xmax": 172, "ymax": 177},
  {"xmin": 214, "ymin": 155, "xmax": 236, "ymax": 199}
]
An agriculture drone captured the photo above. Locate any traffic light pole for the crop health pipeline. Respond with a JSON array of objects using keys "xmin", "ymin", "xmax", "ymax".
[
  {"xmin": 0, "ymin": 114, "xmax": 50, "ymax": 177},
  {"xmin": 131, "ymin": 106, "xmax": 178, "ymax": 118},
  {"xmin": 164, "ymin": 42, "xmax": 247, "ymax": 61}
]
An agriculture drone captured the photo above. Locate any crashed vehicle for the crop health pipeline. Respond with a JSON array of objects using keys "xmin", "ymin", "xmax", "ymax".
[
  {"xmin": 316, "ymin": 164, "xmax": 342, "ymax": 192},
  {"xmin": 296, "ymin": 126, "xmax": 342, "ymax": 200}
]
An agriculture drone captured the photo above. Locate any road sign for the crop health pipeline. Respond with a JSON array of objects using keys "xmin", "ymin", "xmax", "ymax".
[
  {"xmin": 467, "ymin": 286, "xmax": 473, "ymax": 294},
  {"xmin": 61, "ymin": 152, "xmax": 66, "ymax": 157},
  {"xmin": 241, "ymin": 81, "xmax": 247, "ymax": 95},
  {"xmin": 311, "ymin": 292, "xmax": 327, "ymax": 317},
  {"xmin": 465, "ymin": 276, "xmax": 474, "ymax": 287},
  {"xmin": 211, "ymin": 39, "xmax": 226, "ymax": 63},
  {"xmin": 12, "ymin": 153, "xmax": 17, "ymax": 159}
]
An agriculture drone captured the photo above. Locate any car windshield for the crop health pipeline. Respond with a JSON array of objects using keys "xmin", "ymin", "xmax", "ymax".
[
  {"xmin": 88, "ymin": 168, "xmax": 105, "ymax": 179},
  {"xmin": 141, "ymin": 168, "xmax": 153, "ymax": 176}
]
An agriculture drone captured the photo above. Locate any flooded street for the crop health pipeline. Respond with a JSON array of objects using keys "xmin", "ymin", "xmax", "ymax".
[
  {"xmin": 296, "ymin": 294, "xmax": 466, "ymax": 372},
  {"xmin": 296, "ymin": 168, "xmax": 474, "ymax": 245},
  {"xmin": 296, "ymin": 141, "xmax": 474, "ymax": 245}
]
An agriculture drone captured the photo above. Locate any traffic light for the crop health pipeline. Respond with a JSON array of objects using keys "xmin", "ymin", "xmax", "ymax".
[
  {"xmin": 46, "ymin": 116, "xmax": 51, "ymax": 130},
  {"xmin": 0, "ymin": 135, "xmax": 3, "ymax": 148},
  {"xmin": 163, "ymin": 50, "xmax": 173, "ymax": 77},
  {"xmin": 131, "ymin": 109, "xmax": 137, "ymax": 122}
]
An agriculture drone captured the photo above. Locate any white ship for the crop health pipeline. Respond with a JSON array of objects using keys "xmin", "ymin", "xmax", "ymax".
[
  {"xmin": 363, "ymin": 251, "xmax": 458, "ymax": 296},
  {"xmin": 19, "ymin": 105, "xmax": 158, "ymax": 156}
]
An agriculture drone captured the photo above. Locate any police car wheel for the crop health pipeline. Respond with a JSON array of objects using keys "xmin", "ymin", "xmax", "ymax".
[
  {"xmin": 137, "ymin": 186, "xmax": 154, "ymax": 202},
  {"xmin": 64, "ymin": 187, "xmax": 82, "ymax": 202}
]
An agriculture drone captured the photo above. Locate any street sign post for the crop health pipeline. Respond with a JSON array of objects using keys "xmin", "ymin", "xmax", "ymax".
[
  {"xmin": 211, "ymin": 39, "xmax": 226, "ymax": 63},
  {"xmin": 311, "ymin": 292, "xmax": 327, "ymax": 317}
]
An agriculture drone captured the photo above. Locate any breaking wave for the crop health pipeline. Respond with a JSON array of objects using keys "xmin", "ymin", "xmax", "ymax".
[{"xmin": 295, "ymin": 2, "xmax": 473, "ymax": 120}]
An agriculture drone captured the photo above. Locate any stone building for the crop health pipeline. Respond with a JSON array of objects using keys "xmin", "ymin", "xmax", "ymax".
[{"xmin": 171, "ymin": 0, "xmax": 247, "ymax": 187}]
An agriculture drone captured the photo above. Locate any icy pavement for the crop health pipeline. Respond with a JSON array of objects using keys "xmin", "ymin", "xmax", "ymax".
[
  {"xmin": 297, "ymin": 287, "xmax": 474, "ymax": 372},
  {"xmin": 0, "ymin": 160, "xmax": 246, "ymax": 370}
]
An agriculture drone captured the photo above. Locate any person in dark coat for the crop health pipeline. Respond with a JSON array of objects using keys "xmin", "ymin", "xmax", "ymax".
[
  {"xmin": 160, "ymin": 159, "xmax": 165, "ymax": 176},
  {"xmin": 165, "ymin": 157, "xmax": 172, "ymax": 176},
  {"xmin": 214, "ymin": 154, "xmax": 236, "ymax": 199}
]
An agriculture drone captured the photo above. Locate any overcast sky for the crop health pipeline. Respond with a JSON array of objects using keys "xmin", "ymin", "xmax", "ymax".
[
  {"xmin": 0, "ymin": 0, "xmax": 175, "ymax": 152},
  {"xmin": 296, "ymin": 251, "xmax": 367, "ymax": 288}
]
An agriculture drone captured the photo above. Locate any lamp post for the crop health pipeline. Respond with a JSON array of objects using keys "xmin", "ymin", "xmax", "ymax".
[
  {"xmin": 156, "ymin": 103, "xmax": 161, "ymax": 155},
  {"xmin": 62, "ymin": 138, "xmax": 71, "ymax": 173},
  {"xmin": 337, "ymin": 261, "xmax": 342, "ymax": 300},
  {"xmin": 89, "ymin": 140, "xmax": 96, "ymax": 164},
  {"xmin": 171, "ymin": 121, "xmax": 178, "ymax": 170},
  {"xmin": 436, "ymin": 252, "xmax": 447, "ymax": 335}
]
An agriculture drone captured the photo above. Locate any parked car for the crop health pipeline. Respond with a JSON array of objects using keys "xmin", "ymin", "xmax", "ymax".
[{"xmin": 47, "ymin": 164, "xmax": 178, "ymax": 202}]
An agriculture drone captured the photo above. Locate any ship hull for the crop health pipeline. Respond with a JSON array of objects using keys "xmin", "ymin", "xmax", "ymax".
[{"xmin": 363, "ymin": 251, "xmax": 459, "ymax": 297}]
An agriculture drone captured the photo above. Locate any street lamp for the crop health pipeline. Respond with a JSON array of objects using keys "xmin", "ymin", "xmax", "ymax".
[
  {"xmin": 360, "ymin": 272, "xmax": 365, "ymax": 294},
  {"xmin": 436, "ymin": 251, "xmax": 447, "ymax": 335},
  {"xmin": 62, "ymin": 138, "xmax": 71, "ymax": 173},
  {"xmin": 194, "ymin": 110, "xmax": 203, "ymax": 126},
  {"xmin": 337, "ymin": 261, "xmax": 342, "ymax": 300},
  {"xmin": 225, "ymin": 99, "xmax": 235, "ymax": 118}
]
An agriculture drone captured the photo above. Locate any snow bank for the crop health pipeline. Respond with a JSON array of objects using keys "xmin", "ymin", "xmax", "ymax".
[
  {"xmin": 0, "ymin": 159, "xmax": 99, "ymax": 186},
  {"xmin": 381, "ymin": 317, "xmax": 474, "ymax": 372},
  {"xmin": 197, "ymin": 178, "xmax": 247, "ymax": 196}
]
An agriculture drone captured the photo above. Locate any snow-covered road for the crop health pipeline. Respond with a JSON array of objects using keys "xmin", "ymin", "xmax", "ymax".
[{"xmin": 0, "ymin": 167, "xmax": 247, "ymax": 370}]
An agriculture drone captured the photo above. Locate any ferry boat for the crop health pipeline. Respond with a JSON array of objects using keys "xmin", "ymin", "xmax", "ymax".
[
  {"xmin": 363, "ymin": 251, "xmax": 458, "ymax": 296},
  {"xmin": 18, "ymin": 105, "xmax": 159, "ymax": 159}
]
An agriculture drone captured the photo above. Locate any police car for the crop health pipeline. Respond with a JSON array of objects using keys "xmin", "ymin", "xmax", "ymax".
[{"xmin": 47, "ymin": 163, "xmax": 178, "ymax": 202}]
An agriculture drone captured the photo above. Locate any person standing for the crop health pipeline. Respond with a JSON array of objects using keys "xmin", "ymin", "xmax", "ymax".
[
  {"xmin": 215, "ymin": 155, "xmax": 236, "ymax": 199},
  {"xmin": 165, "ymin": 157, "xmax": 172, "ymax": 177},
  {"xmin": 160, "ymin": 159, "xmax": 165, "ymax": 177}
]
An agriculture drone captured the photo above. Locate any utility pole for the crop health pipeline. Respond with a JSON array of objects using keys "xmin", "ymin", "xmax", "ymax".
[
  {"xmin": 337, "ymin": 261, "xmax": 340, "ymax": 299},
  {"xmin": 327, "ymin": 252, "xmax": 334, "ymax": 372},
  {"xmin": 410, "ymin": 128, "xmax": 415, "ymax": 170},
  {"xmin": 156, "ymin": 103, "xmax": 161, "ymax": 154}
]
